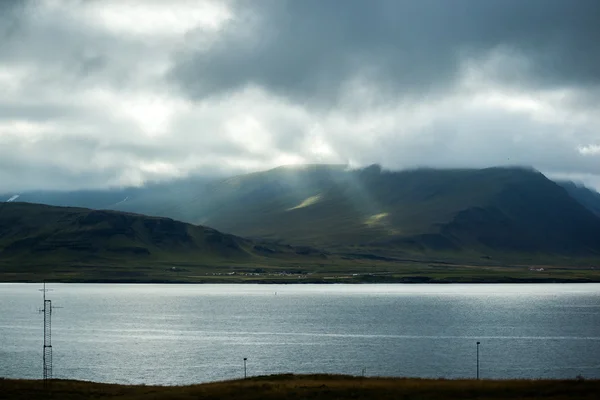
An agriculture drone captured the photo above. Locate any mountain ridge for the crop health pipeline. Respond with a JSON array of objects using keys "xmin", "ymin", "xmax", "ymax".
[
  {"xmin": 3, "ymin": 165, "xmax": 600, "ymax": 258},
  {"xmin": 4, "ymin": 165, "xmax": 600, "ymax": 221},
  {"xmin": 557, "ymin": 180, "xmax": 600, "ymax": 217},
  {"xmin": 185, "ymin": 165, "xmax": 600, "ymax": 256}
]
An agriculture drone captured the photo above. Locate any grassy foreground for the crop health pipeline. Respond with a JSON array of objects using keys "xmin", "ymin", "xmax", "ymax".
[{"xmin": 1, "ymin": 374, "xmax": 599, "ymax": 400}]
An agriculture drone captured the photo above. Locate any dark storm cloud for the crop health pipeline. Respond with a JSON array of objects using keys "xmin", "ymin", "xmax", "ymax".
[
  {"xmin": 0, "ymin": 0, "xmax": 24, "ymax": 37},
  {"xmin": 172, "ymin": 0, "xmax": 600, "ymax": 102}
]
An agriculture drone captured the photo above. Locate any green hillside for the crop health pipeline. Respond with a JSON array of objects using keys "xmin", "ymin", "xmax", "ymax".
[
  {"xmin": 176, "ymin": 165, "xmax": 600, "ymax": 256},
  {"xmin": 2, "ymin": 201, "xmax": 600, "ymax": 283},
  {"xmin": 5, "ymin": 165, "xmax": 600, "ymax": 261},
  {"xmin": 0, "ymin": 202, "xmax": 328, "ymax": 281},
  {"xmin": 0, "ymin": 202, "xmax": 250, "ymax": 259}
]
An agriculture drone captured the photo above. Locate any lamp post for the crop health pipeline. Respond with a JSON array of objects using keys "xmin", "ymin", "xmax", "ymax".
[
  {"xmin": 476, "ymin": 341, "xmax": 481, "ymax": 380},
  {"xmin": 244, "ymin": 357, "xmax": 247, "ymax": 379}
]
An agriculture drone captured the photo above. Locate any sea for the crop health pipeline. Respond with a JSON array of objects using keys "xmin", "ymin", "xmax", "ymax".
[{"xmin": 1, "ymin": 283, "xmax": 599, "ymax": 385}]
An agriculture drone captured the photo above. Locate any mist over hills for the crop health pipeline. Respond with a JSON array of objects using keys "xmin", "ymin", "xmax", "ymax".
[
  {"xmin": 1, "ymin": 174, "xmax": 215, "ymax": 217},
  {"xmin": 3, "ymin": 165, "xmax": 600, "ymax": 259}
]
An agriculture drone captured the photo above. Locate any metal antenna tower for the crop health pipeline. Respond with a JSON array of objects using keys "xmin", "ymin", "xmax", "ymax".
[{"xmin": 39, "ymin": 282, "xmax": 55, "ymax": 383}]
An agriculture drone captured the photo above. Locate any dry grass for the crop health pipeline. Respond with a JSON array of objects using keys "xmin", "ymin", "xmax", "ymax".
[{"xmin": 1, "ymin": 374, "xmax": 599, "ymax": 400}]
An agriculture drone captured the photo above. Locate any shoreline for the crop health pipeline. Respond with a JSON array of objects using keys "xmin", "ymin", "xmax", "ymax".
[{"xmin": 2, "ymin": 277, "xmax": 600, "ymax": 284}]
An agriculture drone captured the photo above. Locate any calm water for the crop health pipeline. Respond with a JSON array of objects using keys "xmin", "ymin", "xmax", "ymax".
[{"xmin": 1, "ymin": 283, "xmax": 599, "ymax": 385}]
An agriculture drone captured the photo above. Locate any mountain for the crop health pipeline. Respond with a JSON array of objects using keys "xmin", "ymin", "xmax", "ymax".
[
  {"xmin": 557, "ymin": 181, "xmax": 600, "ymax": 217},
  {"xmin": 172, "ymin": 165, "xmax": 600, "ymax": 256},
  {"xmin": 0, "ymin": 202, "xmax": 324, "ymax": 277},
  {"xmin": 5, "ymin": 165, "xmax": 600, "ymax": 257}
]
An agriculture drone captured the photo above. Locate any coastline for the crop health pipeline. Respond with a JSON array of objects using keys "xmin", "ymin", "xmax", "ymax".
[{"xmin": 2, "ymin": 276, "xmax": 600, "ymax": 284}]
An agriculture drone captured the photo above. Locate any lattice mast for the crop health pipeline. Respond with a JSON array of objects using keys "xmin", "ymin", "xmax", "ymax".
[{"xmin": 39, "ymin": 282, "xmax": 53, "ymax": 381}]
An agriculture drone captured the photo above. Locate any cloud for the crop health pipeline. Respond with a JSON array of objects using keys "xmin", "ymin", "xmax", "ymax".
[
  {"xmin": 579, "ymin": 145, "xmax": 600, "ymax": 156},
  {"xmin": 0, "ymin": 0, "xmax": 600, "ymax": 192},
  {"xmin": 171, "ymin": 0, "xmax": 600, "ymax": 102}
]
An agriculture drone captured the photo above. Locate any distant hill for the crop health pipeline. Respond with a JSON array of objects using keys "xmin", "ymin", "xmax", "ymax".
[
  {"xmin": 4, "ymin": 165, "xmax": 600, "ymax": 257},
  {"xmin": 0, "ymin": 202, "xmax": 323, "ymax": 272},
  {"xmin": 0, "ymin": 174, "xmax": 213, "ymax": 219},
  {"xmin": 557, "ymin": 181, "xmax": 600, "ymax": 217}
]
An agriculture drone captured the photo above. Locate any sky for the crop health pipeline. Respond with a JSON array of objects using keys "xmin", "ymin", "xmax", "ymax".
[{"xmin": 1, "ymin": 0, "xmax": 600, "ymax": 192}]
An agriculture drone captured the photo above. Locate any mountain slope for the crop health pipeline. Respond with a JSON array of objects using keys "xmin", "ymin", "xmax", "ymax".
[
  {"xmin": 0, "ymin": 202, "xmax": 318, "ymax": 269},
  {"xmin": 5, "ymin": 165, "xmax": 600, "ymax": 257},
  {"xmin": 180, "ymin": 165, "xmax": 600, "ymax": 255},
  {"xmin": 557, "ymin": 181, "xmax": 600, "ymax": 217}
]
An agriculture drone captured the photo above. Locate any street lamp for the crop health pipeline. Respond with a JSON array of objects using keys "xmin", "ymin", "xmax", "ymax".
[
  {"xmin": 244, "ymin": 357, "xmax": 247, "ymax": 379},
  {"xmin": 476, "ymin": 341, "xmax": 481, "ymax": 380}
]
